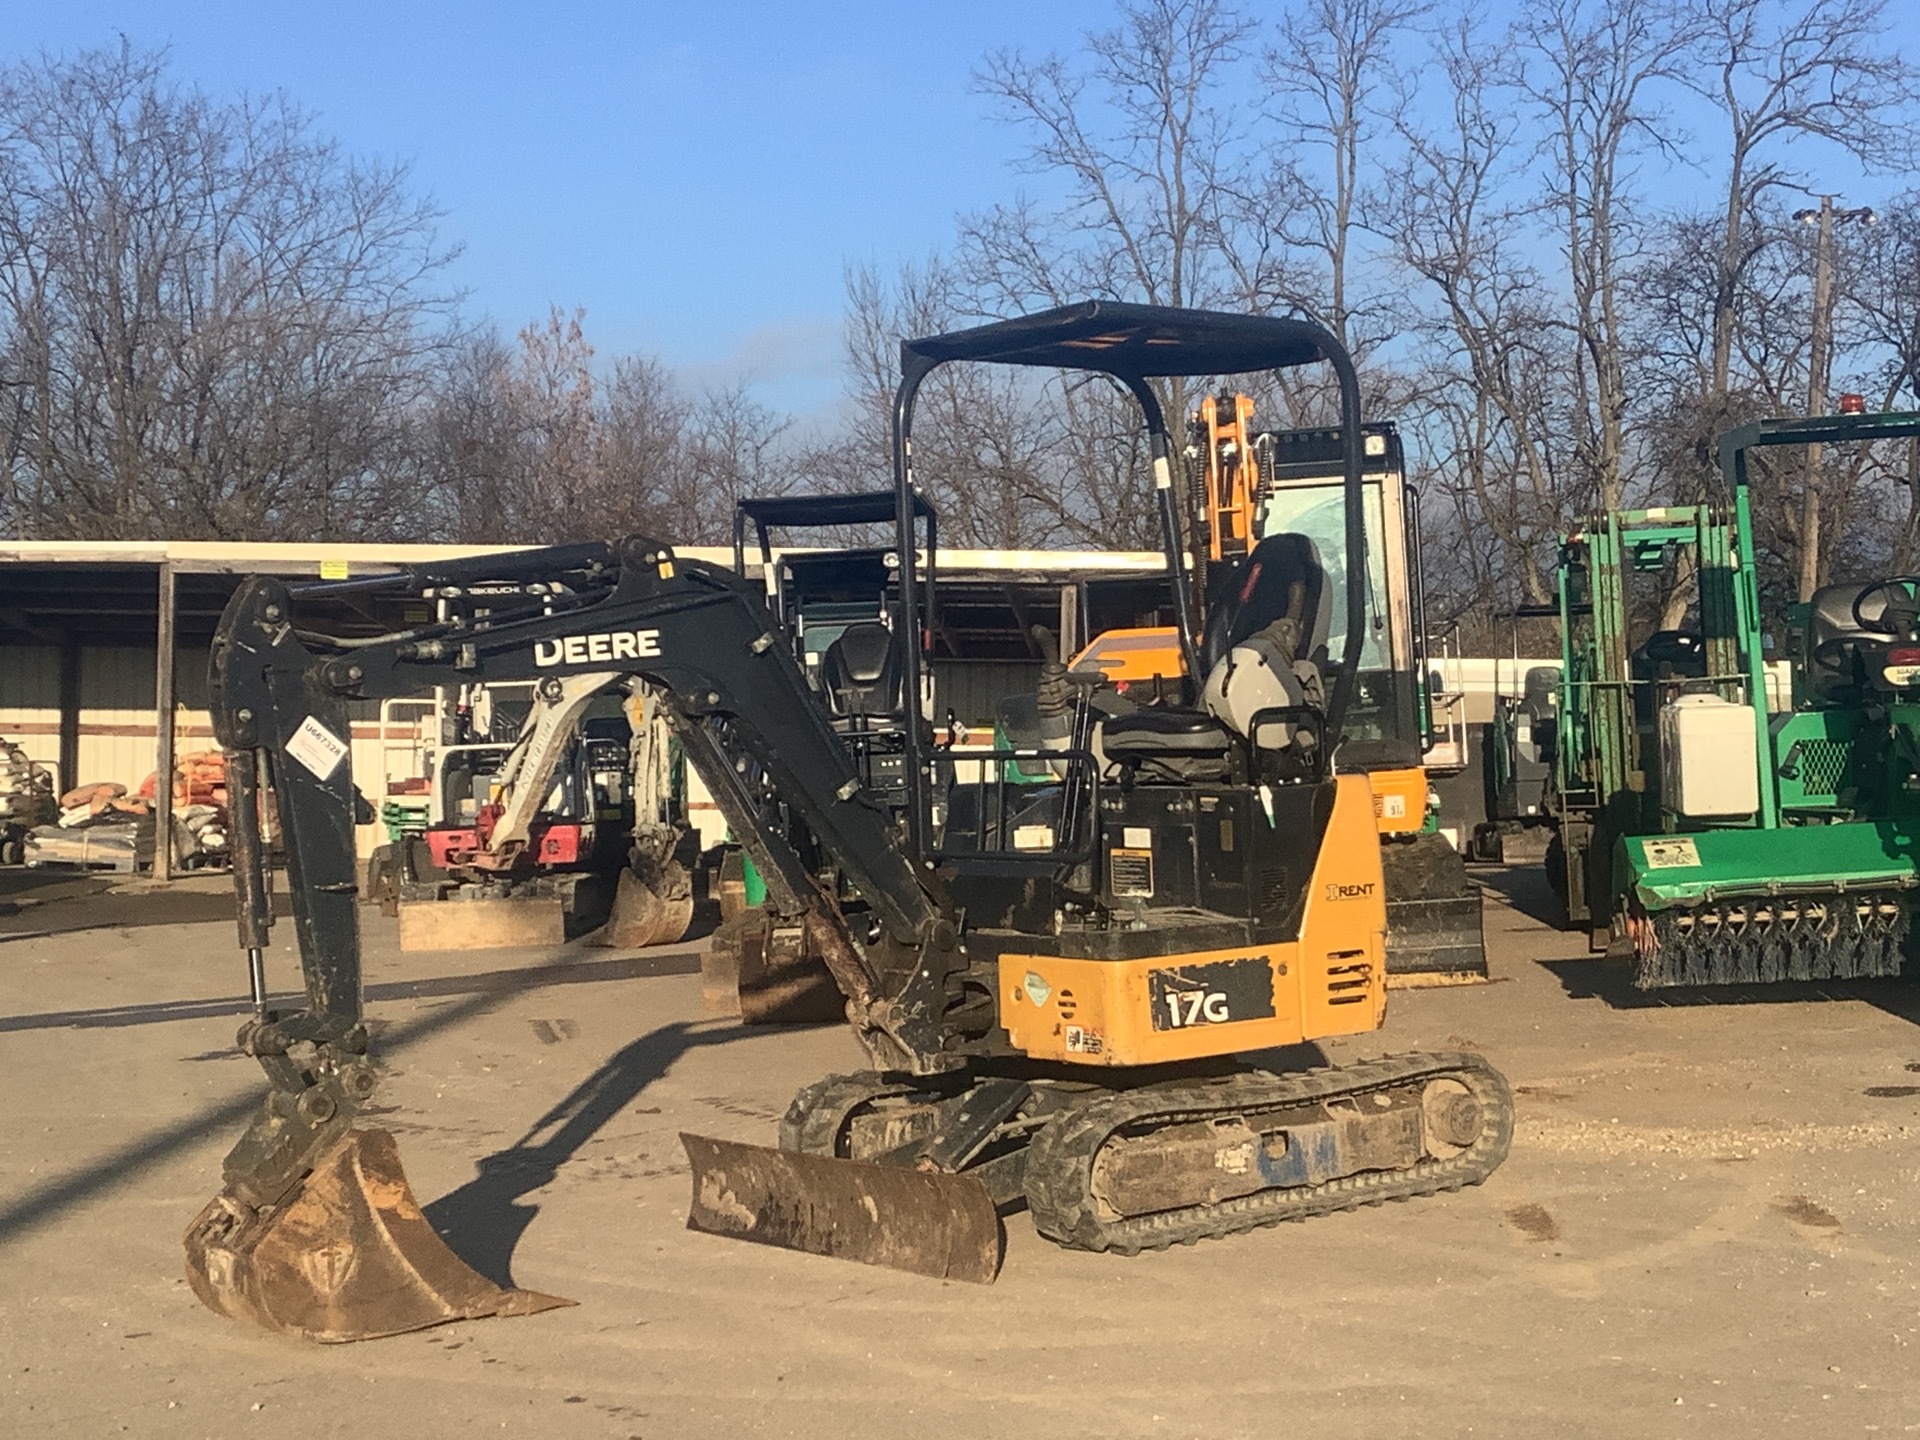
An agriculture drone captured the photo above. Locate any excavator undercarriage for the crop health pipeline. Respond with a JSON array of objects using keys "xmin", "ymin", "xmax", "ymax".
[{"xmin": 186, "ymin": 302, "xmax": 1511, "ymax": 1342}]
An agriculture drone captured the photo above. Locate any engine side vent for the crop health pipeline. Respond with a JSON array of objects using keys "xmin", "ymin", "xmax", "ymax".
[{"xmin": 1325, "ymin": 952, "xmax": 1371, "ymax": 1006}]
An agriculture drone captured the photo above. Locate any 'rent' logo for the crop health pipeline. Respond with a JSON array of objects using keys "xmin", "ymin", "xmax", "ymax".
[
  {"xmin": 1324, "ymin": 880, "xmax": 1376, "ymax": 902},
  {"xmin": 534, "ymin": 630, "xmax": 663, "ymax": 667}
]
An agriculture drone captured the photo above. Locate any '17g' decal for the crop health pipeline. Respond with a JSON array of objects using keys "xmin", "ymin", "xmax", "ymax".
[
  {"xmin": 1147, "ymin": 957, "xmax": 1276, "ymax": 1032},
  {"xmin": 1162, "ymin": 989, "xmax": 1231, "ymax": 1027}
]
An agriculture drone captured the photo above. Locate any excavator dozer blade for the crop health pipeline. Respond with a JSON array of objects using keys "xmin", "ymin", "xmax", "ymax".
[
  {"xmin": 184, "ymin": 1128, "xmax": 573, "ymax": 1343},
  {"xmin": 681, "ymin": 1133, "xmax": 1002, "ymax": 1284}
]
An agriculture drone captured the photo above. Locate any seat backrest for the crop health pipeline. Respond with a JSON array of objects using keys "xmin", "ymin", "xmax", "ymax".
[
  {"xmin": 1200, "ymin": 532, "xmax": 1333, "ymax": 675},
  {"xmin": 819, "ymin": 622, "xmax": 901, "ymax": 720},
  {"xmin": 1629, "ymin": 631, "xmax": 1706, "ymax": 728},
  {"xmin": 1802, "ymin": 582, "xmax": 1889, "ymax": 703}
]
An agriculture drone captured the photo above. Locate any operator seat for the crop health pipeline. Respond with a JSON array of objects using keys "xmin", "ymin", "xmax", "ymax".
[
  {"xmin": 1803, "ymin": 582, "xmax": 1890, "ymax": 704},
  {"xmin": 1200, "ymin": 531, "xmax": 1333, "ymax": 676},
  {"xmin": 819, "ymin": 622, "xmax": 901, "ymax": 728},
  {"xmin": 1198, "ymin": 532, "xmax": 1333, "ymax": 746},
  {"xmin": 1099, "ymin": 532, "xmax": 1333, "ymax": 777},
  {"xmin": 1629, "ymin": 630, "xmax": 1707, "ymax": 729}
]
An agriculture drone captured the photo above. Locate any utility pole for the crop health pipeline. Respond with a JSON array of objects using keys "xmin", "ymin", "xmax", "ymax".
[{"xmin": 1792, "ymin": 196, "xmax": 1877, "ymax": 601}]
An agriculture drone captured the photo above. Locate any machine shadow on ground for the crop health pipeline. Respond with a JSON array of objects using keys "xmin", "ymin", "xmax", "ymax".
[
  {"xmin": 1473, "ymin": 859, "xmax": 1920, "ymax": 1031},
  {"xmin": 0, "ymin": 948, "xmax": 725, "ymax": 1247},
  {"xmin": 0, "ymin": 947, "xmax": 705, "ymax": 1035},
  {"xmin": 1535, "ymin": 954, "xmax": 1920, "ymax": 1031},
  {"xmin": 0, "ymin": 874, "xmax": 238, "ymax": 938},
  {"xmin": 1472, "ymin": 865, "xmax": 1564, "ymax": 929},
  {"xmin": 423, "ymin": 1019, "xmax": 755, "ymax": 1289}
]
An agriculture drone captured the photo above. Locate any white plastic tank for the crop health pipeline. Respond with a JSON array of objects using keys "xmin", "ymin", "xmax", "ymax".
[{"xmin": 1659, "ymin": 693, "xmax": 1760, "ymax": 818}]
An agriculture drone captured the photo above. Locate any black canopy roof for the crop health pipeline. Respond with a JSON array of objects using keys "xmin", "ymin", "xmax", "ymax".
[
  {"xmin": 901, "ymin": 301, "xmax": 1335, "ymax": 380},
  {"xmin": 735, "ymin": 490, "xmax": 934, "ymax": 532}
]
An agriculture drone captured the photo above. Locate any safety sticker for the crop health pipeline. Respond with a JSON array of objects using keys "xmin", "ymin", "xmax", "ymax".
[
  {"xmin": 286, "ymin": 715, "xmax": 349, "ymax": 781},
  {"xmin": 1378, "ymin": 793, "xmax": 1408, "ymax": 820},
  {"xmin": 1642, "ymin": 837, "xmax": 1701, "ymax": 870},
  {"xmin": 1109, "ymin": 847, "xmax": 1154, "ymax": 897},
  {"xmin": 1023, "ymin": 971, "xmax": 1052, "ymax": 1006},
  {"xmin": 1013, "ymin": 824, "xmax": 1055, "ymax": 851},
  {"xmin": 1063, "ymin": 1025, "xmax": 1104, "ymax": 1055}
]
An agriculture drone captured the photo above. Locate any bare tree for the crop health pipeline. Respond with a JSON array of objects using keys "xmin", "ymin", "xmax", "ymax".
[
  {"xmin": 1517, "ymin": 0, "xmax": 1697, "ymax": 518},
  {"xmin": 1384, "ymin": 20, "xmax": 1565, "ymax": 609},
  {"xmin": 411, "ymin": 307, "xmax": 787, "ymax": 547},
  {"xmin": 0, "ymin": 43, "xmax": 458, "ymax": 540},
  {"xmin": 1256, "ymin": 0, "xmax": 1430, "ymax": 359},
  {"xmin": 1689, "ymin": 0, "xmax": 1918, "ymax": 415}
]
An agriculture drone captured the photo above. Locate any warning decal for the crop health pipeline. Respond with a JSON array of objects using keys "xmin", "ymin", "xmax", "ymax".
[{"xmin": 1642, "ymin": 837, "xmax": 1702, "ymax": 870}]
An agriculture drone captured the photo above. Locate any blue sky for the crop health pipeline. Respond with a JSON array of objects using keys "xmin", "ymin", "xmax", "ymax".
[
  {"xmin": 9, "ymin": 2, "xmax": 1124, "ymax": 416},
  {"xmin": 10, "ymin": 3, "xmax": 1920, "ymax": 423}
]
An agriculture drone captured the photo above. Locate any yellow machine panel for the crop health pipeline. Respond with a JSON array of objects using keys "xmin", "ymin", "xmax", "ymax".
[
  {"xmin": 1368, "ymin": 765, "xmax": 1428, "ymax": 837},
  {"xmin": 1000, "ymin": 775, "xmax": 1388, "ymax": 1066}
]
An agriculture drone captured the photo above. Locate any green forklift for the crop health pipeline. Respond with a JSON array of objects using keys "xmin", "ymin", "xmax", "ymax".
[{"xmin": 1541, "ymin": 409, "xmax": 1920, "ymax": 987}]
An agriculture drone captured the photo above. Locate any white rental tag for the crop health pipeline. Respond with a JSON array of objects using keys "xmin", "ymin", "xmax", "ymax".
[{"xmin": 286, "ymin": 715, "xmax": 349, "ymax": 781}]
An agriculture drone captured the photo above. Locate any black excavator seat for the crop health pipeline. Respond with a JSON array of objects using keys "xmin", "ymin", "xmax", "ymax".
[
  {"xmin": 1099, "ymin": 706, "xmax": 1234, "ymax": 755},
  {"xmin": 819, "ymin": 622, "xmax": 902, "ymax": 724}
]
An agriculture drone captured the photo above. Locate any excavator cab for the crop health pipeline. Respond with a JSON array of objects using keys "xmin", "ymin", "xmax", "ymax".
[{"xmin": 187, "ymin": 303, "xmax": 1511, "ymax": 1341}]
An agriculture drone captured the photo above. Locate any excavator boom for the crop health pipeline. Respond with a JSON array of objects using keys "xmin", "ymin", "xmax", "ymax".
[{"xmin": 190, "ymin": 540, "xmax": 980, "ymax": 1338}]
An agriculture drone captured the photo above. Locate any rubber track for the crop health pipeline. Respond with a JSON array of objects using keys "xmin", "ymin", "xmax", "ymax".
[
  {"xmin": 1022, "ymin": 1051, "xmax": 1514, "ymax": 1254},
  {"xmin": 778, "ymin": 1071, "xmax": 918, "ymax": 1156}
]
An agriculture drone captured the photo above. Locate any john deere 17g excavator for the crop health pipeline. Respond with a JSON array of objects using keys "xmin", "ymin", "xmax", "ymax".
[{"xmin": 184, "ymin": 303, "xmax": 1512, "ymax": 1343}]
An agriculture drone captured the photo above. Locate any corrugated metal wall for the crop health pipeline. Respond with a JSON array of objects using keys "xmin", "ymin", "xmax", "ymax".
[
  {"xmin": 0, "ymin": 644, "xmax": 218, "ymax": 794},
  {"xmin": 2, "ymin": 642, "xmax": 398, "ymax": 857}
]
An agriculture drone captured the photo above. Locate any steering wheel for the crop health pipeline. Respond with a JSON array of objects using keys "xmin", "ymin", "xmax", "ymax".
[
  {"xmin": 1810, "ymin": 636, "xmax": 1860, "ymax": 676},
  {"xmin": 1851, "ymin": 576, "xmax": 1920, "ymax": 634}
]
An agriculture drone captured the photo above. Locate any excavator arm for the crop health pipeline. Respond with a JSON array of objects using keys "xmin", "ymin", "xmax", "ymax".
[{"xmin": 186, "ymin": 537, "xmax": 968, "ymax": 1339}]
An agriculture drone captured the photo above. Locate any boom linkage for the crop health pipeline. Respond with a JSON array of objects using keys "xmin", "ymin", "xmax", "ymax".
[{"xmin": 208, "ymin": 537, "xmax": 966, "ymax": 1208}]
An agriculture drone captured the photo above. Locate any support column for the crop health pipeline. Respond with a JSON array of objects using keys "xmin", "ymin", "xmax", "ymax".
[
  {"xmin": 153, "ymin": 563, "xmax": 176, "ymax": 881},
  {"xmin": 56, "ymin": 636, "xmax": 80, "ymax": 801}
]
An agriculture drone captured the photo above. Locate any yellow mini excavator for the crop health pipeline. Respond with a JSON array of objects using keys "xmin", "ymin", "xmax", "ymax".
[
  {"xmin": 1065, "ymin": 394, "xmax": 1489, "ymax": 980},
  {"xmin": 184, "ymin": 302, "xmax": 1512, "ymax": 1342}
]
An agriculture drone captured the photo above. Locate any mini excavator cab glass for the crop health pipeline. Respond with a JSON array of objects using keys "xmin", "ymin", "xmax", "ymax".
[
  {"xmin": 1252, "ymin": 424, "xmax": 1421, "ymax": 768},
  {"xmin": 1256, "ymin": 477, "xmax": 1414, "ymax": 760}
]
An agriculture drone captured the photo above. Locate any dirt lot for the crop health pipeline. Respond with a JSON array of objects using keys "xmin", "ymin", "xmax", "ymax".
[{"xmin": 5, "ymin": 868, "xmax": 1920, "ymax": 1438}]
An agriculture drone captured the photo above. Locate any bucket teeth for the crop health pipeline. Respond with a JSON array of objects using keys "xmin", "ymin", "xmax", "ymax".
[{"xmin": 184, "ymin": 1128, "xmax": 572, "ymax": 1343}]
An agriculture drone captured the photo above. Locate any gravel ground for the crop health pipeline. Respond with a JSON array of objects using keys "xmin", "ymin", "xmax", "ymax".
[{"xmin": 5, "ymin": 866, "xmax": 1920, "ymax": 1438}]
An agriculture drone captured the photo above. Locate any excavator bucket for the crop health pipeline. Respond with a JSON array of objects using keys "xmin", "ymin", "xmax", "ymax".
[
  {"xmin": 680, "ymin": 1133, "xmax": 1002, "ymax": 1283},
  {"xmin": 595, "ymin": 860, "xmax": 695, "ymax": 950},
  {"xmin": 183, "ymin": 1128, "xmax": 572, "ymax": 1343}
]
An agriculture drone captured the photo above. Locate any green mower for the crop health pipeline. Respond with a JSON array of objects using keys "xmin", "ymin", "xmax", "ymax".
[{"xmin": 1539, "ymin": 410, "xmax": 1920, "ymax": 988}]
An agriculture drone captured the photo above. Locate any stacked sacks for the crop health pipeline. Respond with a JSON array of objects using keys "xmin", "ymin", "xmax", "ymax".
[{"xmin": 29, "ymin": 754, "xmax": 234, "ymax": 871}]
